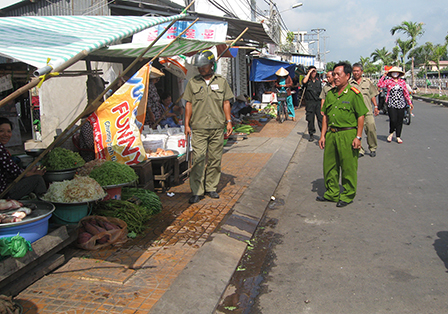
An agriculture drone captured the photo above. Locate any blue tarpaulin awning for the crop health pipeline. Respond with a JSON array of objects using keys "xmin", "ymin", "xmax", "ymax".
[{"xmin": 249, "ymin": 58, "xmax": 296, "ymax": 82}]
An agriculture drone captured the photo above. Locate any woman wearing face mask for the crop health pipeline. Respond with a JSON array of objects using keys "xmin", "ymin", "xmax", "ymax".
[{"xmin": 377, "ymin": 67, "xmax": 413, "ymax": 143}]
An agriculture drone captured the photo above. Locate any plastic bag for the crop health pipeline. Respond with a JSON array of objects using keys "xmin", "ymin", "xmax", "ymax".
[
  {"xmin": 76, "ymin": 216, "xmax": 128, "ymax": 251},
  {"xmin": 0, "ymin": 233, "xmax": 32, "ymax": 258}
]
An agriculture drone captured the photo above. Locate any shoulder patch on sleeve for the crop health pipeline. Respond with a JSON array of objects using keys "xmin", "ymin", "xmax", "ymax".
[{"xmin": 351, "ymin": 86, "xmax": 360, "ymax": 94}]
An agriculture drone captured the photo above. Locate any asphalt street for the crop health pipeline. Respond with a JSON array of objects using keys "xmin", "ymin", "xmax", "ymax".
[{"xmin": 232, "ymin": 99, "xmax": 448, "ymax": 314}]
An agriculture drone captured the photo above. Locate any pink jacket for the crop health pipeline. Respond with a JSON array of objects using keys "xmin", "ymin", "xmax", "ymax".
[{"xmin": 377, "ymin": 76, "xmax": 412, "ymax": 106}]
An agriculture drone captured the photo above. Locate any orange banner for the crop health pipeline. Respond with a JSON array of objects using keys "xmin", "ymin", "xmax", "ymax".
[{"xmin": 89, "ymin": 63, "xmax": 150, "ymax": 165}]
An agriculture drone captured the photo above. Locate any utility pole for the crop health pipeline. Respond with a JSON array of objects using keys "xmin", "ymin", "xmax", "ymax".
[
  {"xmin": 311, "ymin": 28, "xmax": 326, "ymax": 68},
  {"xmin": 322, "ymin": 35, "xmax": 329, "ymax": 69},
  {"xmin": 251, "ymin": 0, "xmax": 256, "ymax": 21}
]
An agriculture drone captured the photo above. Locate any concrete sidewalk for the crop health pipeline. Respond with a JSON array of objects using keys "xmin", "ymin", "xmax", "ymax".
[{"xmin": 16, "ymin": 108, "xmax": 307, "ymax": 314}]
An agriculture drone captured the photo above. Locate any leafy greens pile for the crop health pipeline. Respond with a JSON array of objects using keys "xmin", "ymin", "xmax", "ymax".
[
  {"xmin": 89, "ymin": 161, "xmax": 138, "ymax": 186},
  {"xmin": 41, "ymin": 147, "xmax": 85, "ymax": 171},
  {"xmin": 122, "ymin": 187, "xmax": 162, "ymax": 216}
]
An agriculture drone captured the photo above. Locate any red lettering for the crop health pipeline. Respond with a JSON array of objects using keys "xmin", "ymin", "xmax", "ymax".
[
  {"xmin": 111, "ymin": 102, "xmax": 130, "ymax": 128},
  {"xmin": 178, "ymin": 138, "xmax": 186, "ymax": 148},
  {"xmin": 125, "ymin": 151, "xmax": 142, "ymax": 165},
  {"xmin": 118, "ymin": 136, "xmax": 139, "ymax": 157}
]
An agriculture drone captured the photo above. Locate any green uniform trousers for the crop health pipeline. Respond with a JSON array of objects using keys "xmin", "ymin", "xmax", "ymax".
[
  {"xmin": 360, "ymin": 113, "xmax": 377, "ymax": 155},
  {"xmin": 190, "ymin": 128, "xmax": 224, "ymax": 196},
  {"xmin": 323, "ymin": 129, "xmax": 359, "ymax": 203}
]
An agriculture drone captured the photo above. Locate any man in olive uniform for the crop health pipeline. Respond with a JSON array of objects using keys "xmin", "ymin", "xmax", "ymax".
[
  {"xmin": 184, "ymin": 50, "xmax": 234, "ymax": 204},
  {"xmin": 349, "ymin": 63, "xmax": 379, "ymax": 157},
  {"xmin": 319, "ymin": 70, "xmax": 335, "ymax": 111},
  {"xmin": 317, "ymin": 62, "xmax": 368, "ymax": 207}
]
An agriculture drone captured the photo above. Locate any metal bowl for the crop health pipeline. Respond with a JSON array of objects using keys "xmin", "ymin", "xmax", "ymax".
[
  {"xmin": 0, "ymin": 200, "xmax": 55, "ymax": 229},
  {"xmin": 25, "ymin": 148, "xmax": 46, "ymax": 158},
  {"xmin": 43, "ymin": 169, "xmax": 78, "ymax": 182}
]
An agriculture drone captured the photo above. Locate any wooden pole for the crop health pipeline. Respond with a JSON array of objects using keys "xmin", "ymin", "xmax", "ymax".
[
  {"xmin": 216, "ymin": 27, "xmax": 249, "ymax": 61},
  {"xmin": 0, "ymin": 6, "xmax": 196, "ymax": 199}
]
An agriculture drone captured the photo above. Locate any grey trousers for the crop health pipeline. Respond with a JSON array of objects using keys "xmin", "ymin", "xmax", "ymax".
[{"xmin": 8, "ymin": 175, "xmax": 47, "ymax": 200}]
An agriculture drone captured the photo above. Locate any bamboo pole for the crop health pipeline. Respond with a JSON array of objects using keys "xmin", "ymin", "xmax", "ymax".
[
  {"xmin": 216, "ymin": 27, "xmax": 248, "ymax": 61},
  {"xmin": 0, "ymin": 6, "xmax": 196, "ymax": 199}
]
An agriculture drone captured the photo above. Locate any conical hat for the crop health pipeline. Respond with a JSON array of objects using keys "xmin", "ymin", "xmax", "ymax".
[
  {"xmin": 275, "ymin": 67, "xmax": 289, "ymax": 76},
  {"xmin": 387, "ymin": 66, "xmax": 405, "ymax": 76},
  {"xmin": 149, "ymin": 67, "xmax": 165, "ymax": 79}
]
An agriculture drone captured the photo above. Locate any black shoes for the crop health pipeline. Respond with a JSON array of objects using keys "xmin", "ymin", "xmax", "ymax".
[
  {"xmin": 205, "ymin": 191, "xmax": 220, "ymax": 199},
  {"xmin": 189, "ymin": 195, "xmax": 204, "ymax": 204},
  {"xmin": 316, "ymin": 195, "xmax": 330, "ymax": 202},
  {"xmin": 336, "ymin": 200, "xmax": 353, "ymax": 207},
  {"xmin": 370, "ymin": 151, "xmax": 376, "ymax": 157},
  {"xmin": 308, "ymin": 134, "xmax": 314, "ymax": 142},
  {"xmin": 317, "ymin": 195, "xmax": 353, "ymax": 207},
  {"xmin": 189, "ymin": 192, "xmax": 219, "ymax": 203}
]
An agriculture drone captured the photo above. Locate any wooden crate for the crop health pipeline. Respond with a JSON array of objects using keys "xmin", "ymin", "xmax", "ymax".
[{"xmin": 130, "ymin": 160, "xmax": 154, "ymax": 191}]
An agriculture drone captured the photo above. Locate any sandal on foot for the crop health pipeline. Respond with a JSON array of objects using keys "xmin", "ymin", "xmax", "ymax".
[
  {"xmin": 397, "ymin": 137, "xmax": 403, "ymax": 144},
  {"xmin": 387, "ymin": 134, "xmax": 393, "ymax": 142}
]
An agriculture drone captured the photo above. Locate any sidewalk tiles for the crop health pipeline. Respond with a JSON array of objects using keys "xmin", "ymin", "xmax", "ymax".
[{"xmin": 16, "ymin": 114, "xmax": 303, "ymax": 314}]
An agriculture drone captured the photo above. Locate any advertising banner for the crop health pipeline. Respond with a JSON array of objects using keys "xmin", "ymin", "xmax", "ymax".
[
  {"xmin": 89, "ymin": 63, "xmax": 150, "ymax": 165},
  {"xmin": 132, "ymin": 21, "xmax": 228, "ymax": 43}
]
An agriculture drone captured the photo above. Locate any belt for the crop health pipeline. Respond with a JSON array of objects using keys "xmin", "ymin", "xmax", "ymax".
[{"xmin": 328, "ymin": 127, "xmax": 357, "ymax": 133}]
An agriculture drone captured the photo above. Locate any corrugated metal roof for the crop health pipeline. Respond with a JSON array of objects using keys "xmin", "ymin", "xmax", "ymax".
[{"xmin": 0, "ymin": 0, "xmax": 111, "ymax": 16}]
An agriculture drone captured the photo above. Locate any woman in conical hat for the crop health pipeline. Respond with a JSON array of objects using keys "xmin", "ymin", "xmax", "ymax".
[
  {"xmin": 275, "ymin": 67, "xmax": 295, "ymax": 121},
  {"xmin": 377, "ymin": 66, "xmax": 413, "ymax": 143}
]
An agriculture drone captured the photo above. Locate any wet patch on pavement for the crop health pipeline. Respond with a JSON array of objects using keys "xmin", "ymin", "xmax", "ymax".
[{"xmin": 215, "ymin": 203, "xmax": 283, "ymax": 314}]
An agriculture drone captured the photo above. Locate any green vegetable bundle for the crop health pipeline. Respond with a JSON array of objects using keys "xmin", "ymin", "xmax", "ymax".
[
  {"xmin": 41, "ymin": 147, "xmax": 85, "ymax": 170},
  {"xmin": 262, "ymin": 104, "xmax": 277, "ymax": 118},
  {"xmin": 92, "ymin": 200, "xmax": 147, "ymax": 234},
  {"xmin": 233, "ymin": 124, "xmax": 255, "ymax": 134},
  {"xmin": 89, "ymin": 161, "xmax": 138, "ymax": 186},
  {"xmin": 122, "ymin": 187, "xmax": 162, "ymax": 217}
]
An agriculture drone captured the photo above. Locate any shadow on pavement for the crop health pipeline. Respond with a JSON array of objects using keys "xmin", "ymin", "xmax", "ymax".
[{"xmin": 433, "ymin": 231, "xmax": 448, "ymax": 272}]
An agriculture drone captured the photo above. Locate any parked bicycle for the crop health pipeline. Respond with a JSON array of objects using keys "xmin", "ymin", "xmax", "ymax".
[
  {"xmin": 403, "ymin": 104, "xmax": 411, "ymax": 125},
  {"xmin": 276, "ymin": 90, "xmax": 288, "ymax": 123}
]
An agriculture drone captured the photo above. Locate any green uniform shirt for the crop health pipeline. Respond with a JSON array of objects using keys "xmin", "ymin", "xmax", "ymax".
[
  {"xmin": 349, "ymin": 77, "xmax": 378, "ymax": 113},
  {"xmin": 322, "ymin": 84, "xmax": 368, "ymax": 128},
  {"xmin": 183, "ymin": 73, "xmax": 234, "ymax": 130}
]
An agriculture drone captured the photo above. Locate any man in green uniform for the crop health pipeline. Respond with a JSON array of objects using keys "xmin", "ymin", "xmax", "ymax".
[
  {"xmin": 317, "ymin": 62, "xmax": 368, "ymax": 207},
  {"xmin": 349, "ymin": 63, "xmax": 379, "ymax": 157},
  {"xmin": 183, "ymin": 50, "xmax": 234, "ymax": 204}
]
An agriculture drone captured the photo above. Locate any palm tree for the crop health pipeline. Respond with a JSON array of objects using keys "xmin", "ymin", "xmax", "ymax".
[
  {"xmin": 395, "ymin": 38, "xmax": 413, "ymax": 69},
  {"xmin": 428, "ymin": 43, "xmax": 448, "ymax": 96},
  {"xmin": 391, "ymin": 46, "xmax": 400, "ymax": 66},
  {"xmin": 371, "ymin": 47, "xmax": 392, "ymax": 69},
  {"xmin": 390, "ymin": 21, "xmax": 425, "ymax": 87},
  {"xmin": 359, "ymin": 56, "xmax": 370, "ymax": 69},
  {"xmin": 410, "ymin": 42, "xmax": 433, "ymax": 93}
]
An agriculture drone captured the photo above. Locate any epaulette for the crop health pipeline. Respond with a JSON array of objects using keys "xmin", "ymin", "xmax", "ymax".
[{"xmin": 351, "ymin": 86, "xmax": 361, "ymax": 94}]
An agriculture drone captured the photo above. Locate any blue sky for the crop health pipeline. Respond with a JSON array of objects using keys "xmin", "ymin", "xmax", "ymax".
[
  {"xmin": 271, "ymin": 0, "xmax": 448, "ymax": 64},
  {"xmin": 1, "ymin": 0, "xmax": 446, "ymax": 65}
]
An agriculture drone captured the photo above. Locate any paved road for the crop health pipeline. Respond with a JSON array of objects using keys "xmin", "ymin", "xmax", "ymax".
[{"xmin": 220, "ymin": 100, "xmax": 448, "ymax": 313}]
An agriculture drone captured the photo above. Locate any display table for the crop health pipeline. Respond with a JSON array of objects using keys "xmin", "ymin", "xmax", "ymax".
[
  {"xmin": 131, "ymin": 160, "xmax": 154, "ymax": 191},
  {"xmin": 150, "ymin": 157, "xmax": 175, "ymax": 191},
  {"xmin": 173, "ymin": 153, "xmax": 192, "ymax": 185}
]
